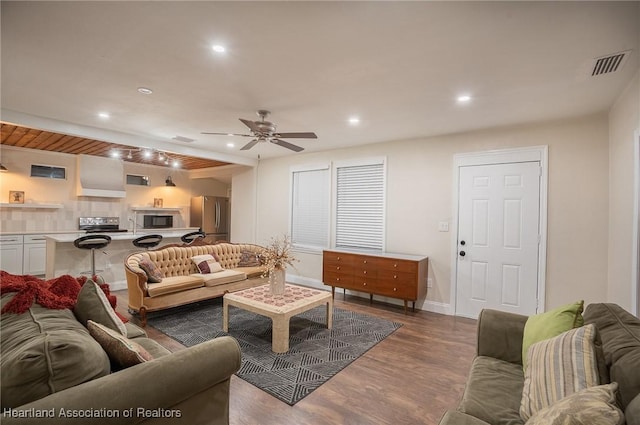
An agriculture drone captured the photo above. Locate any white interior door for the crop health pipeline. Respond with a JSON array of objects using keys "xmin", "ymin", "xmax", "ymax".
[{"xmin": 455, "ymin": 161, "xmax": 541, "ymax": 318}]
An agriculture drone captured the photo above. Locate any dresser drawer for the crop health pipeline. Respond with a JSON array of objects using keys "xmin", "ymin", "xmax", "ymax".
[
  {"xmin": 378, "ymin": 258, "xmax": 417, "ymax": 273},
  {"xmin": 323, "ymin": 251, "xmax": 356, "ymax": 267},
  {"xmin": 323, "ymin": 271, "xmax": 353, "ymax": 286}
]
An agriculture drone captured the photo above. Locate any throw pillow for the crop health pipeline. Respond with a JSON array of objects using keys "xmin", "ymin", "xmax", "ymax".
[
  {"xmin": 138, "ymin": 259, "xmax": 164, "ymax": 283},
  {"xmin": 73, "ymin": 279, "xmax": 127, "ymax": 336},
  {"xmin": 522, "ymin": 300, "xmax": 584, "ymax": 369},
  {"xmin": 520, "ymin": 324, "xmax": 600, "ymax": 421},
  {"xmin": 238, "ymin": 250, "xmax": 261, "ymax": 267},
  {"xmin": 87, "ymin": 320, "xmax": 153, "ymax": 368},
  {"xmin": 525, "ymin": 383, "xmax": 624, "ymax": 425},
  {"xmin": 191, "ymin": 254, "xmax": 224, "ymax": 274}
]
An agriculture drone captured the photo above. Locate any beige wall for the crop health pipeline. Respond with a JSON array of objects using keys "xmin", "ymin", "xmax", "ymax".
[
  {"xmin": 0, "ymin": 146, "xmax": 229, "ymax": 232},
  {"xmin": 232, "ymin": 114, "xmax": 611, "ymax": 312},
  {"xmin": 608, "ymin": 70, "xmax": 640, "ymax": 312}
]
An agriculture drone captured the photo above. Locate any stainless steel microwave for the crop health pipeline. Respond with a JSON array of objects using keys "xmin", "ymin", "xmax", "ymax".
[{"xmin": 143, "ymin": 215, "xmax": 173, "ymax": 229}]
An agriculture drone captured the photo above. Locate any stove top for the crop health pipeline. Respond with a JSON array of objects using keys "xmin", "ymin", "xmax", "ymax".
[{"xmin": 79, "ymin": 216, "xmax": 126, "ymax": 233}]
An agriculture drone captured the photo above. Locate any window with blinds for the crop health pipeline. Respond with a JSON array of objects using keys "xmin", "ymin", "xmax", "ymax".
[
  {"xmin": 290, "ymin": 166, "xmax": 330, "ymax": 250},
  {"xmin": 335, "ymin": 161, "xmax": 385, "ymax": 251}
]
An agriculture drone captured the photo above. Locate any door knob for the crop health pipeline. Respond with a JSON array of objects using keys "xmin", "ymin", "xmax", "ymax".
[
  {"xmin": 459, "ymin": 251, "xmax": 466, "ymax": 257},
  {"xmin": 460, "ymin": 240, "xmax": 466, "ymax": 246}
]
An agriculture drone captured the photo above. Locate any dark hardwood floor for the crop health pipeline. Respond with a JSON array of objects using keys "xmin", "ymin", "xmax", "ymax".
[{"xmin": 114, "ymin": 291, "xmax": 477, "ymax": 425}]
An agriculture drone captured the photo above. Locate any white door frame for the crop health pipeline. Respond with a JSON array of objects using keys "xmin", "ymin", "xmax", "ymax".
[
  {"xmin": 451, "ymin": 146, "xmax": 548, "ymax": 315},
  {"xmin": 632, "ymin": 130, "xmax": 640, "ymax": 316}
]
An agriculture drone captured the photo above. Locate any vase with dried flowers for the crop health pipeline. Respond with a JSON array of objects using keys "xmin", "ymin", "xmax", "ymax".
[{"xmin": 261, "ymin": 234, "xmax": 297, "ymax": 296}]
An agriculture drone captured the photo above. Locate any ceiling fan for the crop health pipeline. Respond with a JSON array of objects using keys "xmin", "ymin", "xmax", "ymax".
[{"xmin": 201, "ymin": 110, "xmax": 317, "ymax": 152}]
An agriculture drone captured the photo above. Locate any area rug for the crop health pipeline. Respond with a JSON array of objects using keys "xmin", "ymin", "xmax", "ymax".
[{"xmin": 147, "ymin": 297, "xmax": 402, "ymax": 405}]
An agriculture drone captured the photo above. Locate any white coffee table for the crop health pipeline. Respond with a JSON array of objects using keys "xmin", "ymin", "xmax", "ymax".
[{"xmin": 223, "ymin": 283, "xmax": 333, "ymax": 353}]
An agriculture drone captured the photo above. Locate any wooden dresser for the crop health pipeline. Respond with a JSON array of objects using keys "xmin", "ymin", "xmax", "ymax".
[{"xmin": 322, "ymin": 249, "xmax": 429, "ymax": 312}]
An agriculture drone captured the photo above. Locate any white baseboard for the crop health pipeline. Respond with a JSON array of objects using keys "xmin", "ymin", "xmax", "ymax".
[{"xmin": 286, "ymin": 274, "xmax": 453, "ymax": 316}]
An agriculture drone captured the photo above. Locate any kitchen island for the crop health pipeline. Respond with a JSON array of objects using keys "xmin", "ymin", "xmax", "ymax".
[{"xmin": 45, "ymin": 228, "xmax": 199, "ymax": 290}]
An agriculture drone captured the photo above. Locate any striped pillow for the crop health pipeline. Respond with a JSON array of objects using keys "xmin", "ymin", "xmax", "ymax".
[{"xmin": 520, "ymin": 324, "xmax": 600, "ymax": 421}]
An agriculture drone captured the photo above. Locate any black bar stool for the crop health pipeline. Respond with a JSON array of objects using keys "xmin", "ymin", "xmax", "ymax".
[
  {"xmin": 132, "ymin": 234, "xmax": 163, "ymax": 250},
  {"xmin": 73, "ymin": 234, "xmax": 112, "ymax": 276},
  {"xmin": 181, "ymin": 231, "xmax": 205, "ymax": 244}
]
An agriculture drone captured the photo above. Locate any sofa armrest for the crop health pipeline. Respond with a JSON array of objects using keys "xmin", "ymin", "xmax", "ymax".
[
  {"xmin": 477, "ymin": 309, "xmax": 528, "ymax": 365},
  {"xmin": 3, "ymin": 336, "xmax": 241, "ymax": 425}
]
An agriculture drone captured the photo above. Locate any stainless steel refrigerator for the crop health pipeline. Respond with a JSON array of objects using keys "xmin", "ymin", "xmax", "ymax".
[{"xmin": 190, "ymin": 196, "xmax": 230, "ymax": 242}]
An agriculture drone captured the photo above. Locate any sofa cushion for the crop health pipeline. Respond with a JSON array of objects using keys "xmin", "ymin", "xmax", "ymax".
[
  {"xmin": 139, "ymin": 258, "xmax": 164, "ymax": 283},
  {"xmin": 238, "ymin": 250, "xmax": 262, "ymax": 267},
  {"xmin": 193, "ymin": 270, "xmax": 247, "ymax": 287},
  {"xmin": 0, "ymin": 293, "xmax": 111, "ymax": 409},
  {"xmin": 124, "ymin": 322, "xmax": 147, "ymax": 339},
  {"xmin": 73, "ymin": 279, "xmax": 127, "ymax": 336},
  {"xmin": 525, "ymin": 383, "xmax": 623, "ymax": 425},
  {"xmin": 135, "ymin": 337, "xmax": 172, "ymax": 358},
  {"xmin": 458, "ymin": 356, "xmax": 525, "ymax": 425},
  {"xmin": 236, "ymin": 265, "xmax": 267, "ymax": 279},
  {"xmin": 522, "ymin": 300, "xmax": 584, "ymax": 369},
  {"xmin": 87, "ymin": 320, "xmax": 153, "ymax": 369},
  {"xmin": 191, "ymin": 254, "xmax": 224, "ymax": 274},
  {"xmin": 584, "ymin": 303, "xmax": 640, "ymax": 410},
  {"xmin": 520, "ymin": 324, "xmax": 599, "ymax": 421},
  {"xmin": 147, "ymin": 275, "xmax": 204, "ymax": 297}
]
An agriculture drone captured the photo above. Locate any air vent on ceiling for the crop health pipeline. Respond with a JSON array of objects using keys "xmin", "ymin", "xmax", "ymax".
[
  {"xmin": 172, "ymin": 135, "xmax": 195, "ymax": 143},
  {"xmin": 591, "ymin": 50, "xmax": 631, "ymax": 76}
]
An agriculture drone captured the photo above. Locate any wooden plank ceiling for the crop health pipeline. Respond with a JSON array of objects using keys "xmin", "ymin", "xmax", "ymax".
[{"xmin": 0, "ymin": 123, "xmax": 230, "ymax": 170}]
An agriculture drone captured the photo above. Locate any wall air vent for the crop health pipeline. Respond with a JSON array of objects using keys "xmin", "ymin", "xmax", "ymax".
[
  {"xmin": 172, "ymin": 135, "xmax": 195, "ymax": 143},
  {"xmin": 591, "ymin": 50, "xmax": 630, "ymax": 76}
]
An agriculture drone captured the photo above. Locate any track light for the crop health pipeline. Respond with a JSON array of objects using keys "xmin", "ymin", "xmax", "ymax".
[
  {"xmin": 0, "ymin": 164, "xmax": 7, "ymax": 172},
  {"xmin": 165, "ymin": 176, "xmax": 176, "ymax": 187}
]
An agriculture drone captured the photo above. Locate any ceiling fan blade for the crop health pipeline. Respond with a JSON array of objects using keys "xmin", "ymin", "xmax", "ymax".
[
  {"xmin": 272, "ymin": 139, "xmax": 304, "ymax": 152},
  {"xmin": 201, "ymin": 132, "xmax": 253, "ymax": 137},
  {"xmin": 275, "ymin": 132, "xmax": 318, "ymax": 139},
  {"xmin": 240, "ymin": 139, "xmax": 259, "ymax": 151},
  {"xmin": 239, "ymin": 118, "xmax": 260, "ymax": 132}
]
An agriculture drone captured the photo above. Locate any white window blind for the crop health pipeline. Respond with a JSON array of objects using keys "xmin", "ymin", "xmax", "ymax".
[
  {"xmin": 291, "ymin": 167, "xmax": 330, "ymax": 250},
  {"xmin": 335, "ymin": 162, "xmax": 385, "ymax": 250}
]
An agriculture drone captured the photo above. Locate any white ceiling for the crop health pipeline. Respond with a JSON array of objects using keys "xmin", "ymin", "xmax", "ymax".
[{"xmin": 2, "ymin": 1, "xmax": 639, "ymax": 166}]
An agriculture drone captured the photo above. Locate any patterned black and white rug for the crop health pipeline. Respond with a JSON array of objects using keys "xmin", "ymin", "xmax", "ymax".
[{"xmin": 146, "ymin": 297, "xmax": 402, "ymax": 405}]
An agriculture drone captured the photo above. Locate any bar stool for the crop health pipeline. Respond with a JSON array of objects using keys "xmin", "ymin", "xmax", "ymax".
[
  {"xmin": 73, "ymin": 234, "xmax": 112, "ymax": 276},
  {"xmin": 181, "ymin": 231, "xmax": 205, "ymax": 244},
  {"xmin": 132, "ymin": 234, "xmax": 163, "ymax": 250}
]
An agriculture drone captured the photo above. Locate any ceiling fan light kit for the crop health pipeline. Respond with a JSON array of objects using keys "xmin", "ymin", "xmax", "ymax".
[{"xmin": 202, "ymin": 110, "xmax": 317, "ymax": 152}]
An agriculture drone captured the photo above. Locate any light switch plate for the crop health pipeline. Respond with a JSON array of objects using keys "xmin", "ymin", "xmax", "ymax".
[{"xmin": 438, "ymin": 221, "xmax": 449, "ymax": 232}]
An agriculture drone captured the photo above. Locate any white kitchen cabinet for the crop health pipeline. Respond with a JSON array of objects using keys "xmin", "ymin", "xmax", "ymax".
[
  {"xmin": 0, "ymin": 235, "xmax": 24, "ymax": 275},
  {"xmin": 23, "ymin": 234, "xmax": 47, "ymax": 276}
]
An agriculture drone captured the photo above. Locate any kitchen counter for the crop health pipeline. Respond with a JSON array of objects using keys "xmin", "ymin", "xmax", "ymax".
[
  {"xmin": 1, "ymin": 227, "xmax": 199, "ymax": 237},
  {"xmin": 44, "ymin": 227, "xmax": 200, "ymax": 290},
  {"xmin": 45, "ymin": 228, "xmax": 199, "ymax": 243}
]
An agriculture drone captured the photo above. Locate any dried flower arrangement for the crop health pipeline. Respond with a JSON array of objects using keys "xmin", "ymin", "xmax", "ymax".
[{"xmin": 261, "ymin": 234, "xmax": 298, "ymax": 275}]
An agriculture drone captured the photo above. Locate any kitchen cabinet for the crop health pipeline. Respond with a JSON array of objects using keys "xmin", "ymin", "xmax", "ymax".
[
  {"xmin": 0, "ymin": 235, "xmax": 24, "ymax": 275},
  {"xmin": 23, "ymin": 234, "xmax": 47, "ymax": 275},
  {"xmin": 323, "ymin": 249, "xmax": 429, "ymax": 313}
]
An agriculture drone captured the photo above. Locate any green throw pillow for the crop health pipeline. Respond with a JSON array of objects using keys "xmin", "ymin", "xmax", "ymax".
[{"xmin": 522, "ymin": 300, "xmax": 584, "ymax": 370}]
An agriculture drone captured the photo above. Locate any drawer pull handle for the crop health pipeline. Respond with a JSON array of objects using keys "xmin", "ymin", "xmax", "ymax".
[
  {"xmin": 363, "ymin": 260, "xmax": 367, "ymax": 264},
  {"xmin": 363, "ymin": 282, "xmax": 367, "ymax": 286},
  {"xmin": 394, "ymin": 264, "xmax": 398, "ymax": 268},
  {"xmin": 337, "ymin": 257, "xmax": 341, "ymax": 260},
  {"xmin": 336, "ymin": 278, "xmax": 340, "ymax": 281},
  {"xmin": 336, "ymin": 266, "xmax": 340, "ymax": 270},
  {"xmin": 394, "ymin": 275, "xmax": 397, "ymax": 279},
  {"xmin": 363, "ymin": 270, "xmax": 367, "ymax": 274},
  {"xmin": 393, "ymin": 288, "xmax": 397, "ymax": 292}
]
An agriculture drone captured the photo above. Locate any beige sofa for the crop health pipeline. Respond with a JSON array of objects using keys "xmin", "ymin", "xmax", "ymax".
[{"xmin": 125, "ymin": 243, "xmax": 267, "ymax": 326}]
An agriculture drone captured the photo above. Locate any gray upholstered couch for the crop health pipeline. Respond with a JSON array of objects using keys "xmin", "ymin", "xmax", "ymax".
[
  {"xmin": 439, "ymin": 303, "xmax": 640, "ymax": 425},
  {"xmin": 1, "ymin": 283, "xmax": 241, "ymax": 425}
]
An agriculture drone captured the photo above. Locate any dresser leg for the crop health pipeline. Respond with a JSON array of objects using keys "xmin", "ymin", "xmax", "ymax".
[
  {"xmin": 403, "ymin": 300, "xmax": 408, "ymax": 314},
  {"xmin": 369, "ymin": 293, "xmax": 373, "ymax": 304},
  {"xmin": 412, "ymin": 301, "xmax": 416, "ymax": 312},
  {"xmin": 331, "ymin": 286, "xmax": 335, "ymax": 299}
]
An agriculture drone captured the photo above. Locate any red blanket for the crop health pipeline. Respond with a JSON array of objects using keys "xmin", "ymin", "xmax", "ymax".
[{"xmin": 0, "ymin": 271, "xmax": 127, "ymax": 322}]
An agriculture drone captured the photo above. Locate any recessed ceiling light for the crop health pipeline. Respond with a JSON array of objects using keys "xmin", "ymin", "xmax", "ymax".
[
  {"xmin": 137, "ymin": 87, "xmax": 153, "ymax": 95},
  {"xmin": 212, "ymin": 45, "xmax": 226, "ymax": 53},
  {"xmin": 143, "ymin": 150, "xmax": 152, "ymax": 159},
  {"xmin": 226, "ymin": 142, "xmax": 235, "ymax": 148},
  {"xmin": 172, "ymin": 160, "xmax": 180, "ymax": 168},
  {"xmin": 110, "ymin": 150, "xmax": 120, "ymax": 158},
  {"xmin": 457, "ymin": 95, "xmax": 472, "ymax": 103},
  {"xmin": 98, "ymin": 112, "xmax": 110, "ymax": 119},
  {"xmin": 348, "ymin": 117, "xmax": 360, "ymax": 125}
]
